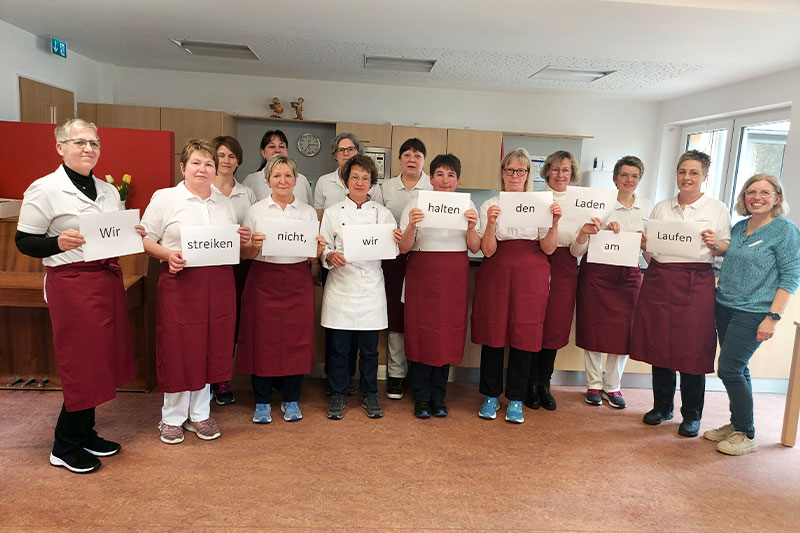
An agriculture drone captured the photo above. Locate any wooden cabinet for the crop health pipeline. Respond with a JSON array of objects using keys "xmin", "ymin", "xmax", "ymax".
[
  {"xmin": 160, "ymin": 108, "xmax": 237, "ymax": 154},
  {"xmin": 390, "ymin": 126, "xmax": 448, "ymax": 178},
  {"xmin": 336, "ymin": 122, "xmax": 392, "ymax": 148},
  {"xmin": 446, "ymin": 129, "xmax": 502, "ymax": 189}
]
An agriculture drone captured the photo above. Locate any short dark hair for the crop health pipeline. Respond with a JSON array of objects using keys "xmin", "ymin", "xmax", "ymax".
[
  {"xmin": 212, "ymin": 136, "xmax": 243, "ymax": 171},
  {"xmin": 398, "ymin": 138, "xmax": 426, "ymax": 158},
  {"xmin": 257, "ymin": 130, "xmax": 289, "ymax": 171},
  {"xmin": 677, "ymin": 150, "xmax": 711, "ymax": 175},
  {"xmin": 429, "ymin": 154, "xmax": 461, "ymax": 179},
  {"xmin": 342, "ymin": 154, "xmax": 378, "ymax": 187},
  {"xmin": 613, "ymin": 155, "xmax": 644, "ymax": 180}
]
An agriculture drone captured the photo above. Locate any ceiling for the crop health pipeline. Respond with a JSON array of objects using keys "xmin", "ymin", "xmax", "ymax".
[{"xmin": 2, "ymin": 0, "xmax": 800, "ymax": 101}]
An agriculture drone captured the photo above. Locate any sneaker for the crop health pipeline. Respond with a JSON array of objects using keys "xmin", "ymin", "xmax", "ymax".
[
  {"xmin": 643, "ymin": 409, "xmax": 673, "ymax": 426},
  {"xmin": 505, "ymin": 400, "xmax": 524, "ymax": 423},
  {"xmin": 717, "ymin": 431, "xmax": 758, "ymax": 456},
  {"xmin": 703, "ymin": 423, "xmax": 735, "ymax": 442},
  {"xmin": 678, "ymin": 419, "xmax": 701, "ymax": 438},
  {"xmin": 585, "ymin": 389, "xmax": 602, "ymax": 406},
  {"xmin": 602, "ymin": 390, "xmax": 627, "ymax": 409},
  {"xmin": 414, "ymin": 402, "xmax": 431, "ymax": 419},
  {"xmin": 82, "ymin": 436, "xmax": 121, "ymax": 457},
  {"xmin": 253, "ymin": 403, "xmax": 272, "ymax": 424},
  {"xmin": 348, "ymin": 379, "xmax": 358, "ymax": 396},
  {"xmin": 158, "ymin": 421, "xmax": 184, "ymax": 444},
  {"xmin": 49, "ymin": 449, "xmax": 101, "ymax": 474},
  {"xmin": 281, "ymin": 401, "xmax": 303, "ymax": 422},
  {"xmin": 478, "ymin": 396, "xmax": 500, "ymax": 420},
  {"xmin": 362, "ymin": 393, "xmax": 383, "ymax": 418},
  {"xmin": 183, "ymin": 418, "xmax": 221, "ymax": 440},
  {"xmin": 213, "ymin": 382, "xmax": 235, "ymax": 406},
  {"xmin": 431, "ymin": 399, "xmax": 448, "ymax": 418},
  {"xmin": 386, "ymin": 377, "xmax": 405, "ymax": 400},
  {"xmin": 327, "ymin": 395, "xmax": 346, "ymax": 420}
]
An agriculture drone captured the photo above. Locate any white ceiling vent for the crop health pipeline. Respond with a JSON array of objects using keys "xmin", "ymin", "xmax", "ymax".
[
  {"xmin": 529, "ymin": 66, "xmax": 615, "ymax": 83},
  {"xmin": 171, "ymin": 39, "xmax": 260, "ymax": 60},
  {"xmin": 364, "ymin": 55, "xmax": 436, "ymax": 73}
]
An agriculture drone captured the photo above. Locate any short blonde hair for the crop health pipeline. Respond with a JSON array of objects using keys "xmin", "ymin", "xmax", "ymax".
[
  {"xmin": 180, "ymin": 139, "xmax": 218, "ymax": 169},
  {"xmin": 54, "ymin": 117, "xmax": 98, "ymax": 142},
  {"xmin": 734, "ymin": 173, "xmax": 788, "ymax": 217},
  {"xmin": 499, "ymin": 148, "xmax": 532, "ymax": 191},
  {"xmin": 540, "ymin": 150, "xmax": 580, "ymax": 184},
  {"xmin": 264, "ymin": 154, "xmax": 298, "ymax": 181}
]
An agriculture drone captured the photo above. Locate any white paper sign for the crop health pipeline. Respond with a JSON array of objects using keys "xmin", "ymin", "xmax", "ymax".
[
  {"xmin": 645, "ymin": 219, "xmax": 705, "ymax": 259},
  {"xmin": 559, "ymin": 186, "xmax": 617, "ymax": 223},
  {"xmin": 258, "ymin": 218, "xmax": 319, "ymax": 258},
  {"xmin": 79, "ymin": 209, "xmax": 144, "ymax": 261},
  {"xmin": 180, "ymin": 224, "xmax": 240, "ymax": 267},
  {"xmin": 587, "ymin": 230, "xmax": 642, "ymax": 268},
  {"xmin": 498, "ymin": 191, "xmax": 554, "ymax": 229},
  {"xmin": 417, "ymin": 190, "xmax": 471, "ymax": 230},
  {"xmin": 342, "ymin": 223, "xmax": 398, "ymax": 262}
]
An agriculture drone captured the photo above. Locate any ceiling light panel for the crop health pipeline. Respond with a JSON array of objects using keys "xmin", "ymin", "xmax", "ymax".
[
  {"xmin": 364, "ymin": 55, "xmax": 436, "ymax": 73},
  {"xmin": 172, "ymin": 39, "xmax": 260, "ymax": 60}
]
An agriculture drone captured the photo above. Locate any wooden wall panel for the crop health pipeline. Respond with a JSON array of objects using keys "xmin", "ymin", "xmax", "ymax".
[
  {"xmin": 19, "ymin": 77, "xmax": 74, "ymax": 124},
  {"xmin": 96, "ymin": 104, "xmax": 161, "ymax": 130},
  {"xmin": 77, "ymin": 102, "xmax": 97, "ymax": 124},
  {"xmin": 336, "ymin": 122, "xmax": 392, "ymax": 148},
  {"xmin": 390, "ymin": 126, "xmax": 448, "ymax": 178},
  {"xmin": 160, "ymin": 108, "xmax": 226, "ymax": 153},
  {"xmin": 446, "ymin": 129, "xmax": 502, "ymax": 189}
]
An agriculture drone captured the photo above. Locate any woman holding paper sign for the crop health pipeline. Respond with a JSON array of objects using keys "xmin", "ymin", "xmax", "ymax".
[
  {"xmin": 16, "ymin": 117, "xmax": 138, "ymax": 474},
  {"xmin": 237, "ymin": 155, "xmax": 324, "ymax": 424},
  {"xmin": 397, "ymin": 154, "xmax": 479, "ymax": 418},
  {"xmin": 472, "ymin": 148, "xmax": 561, "ymax": 423},
  {"xmin": 319, "ymin": 154, "xmax": 395, "ymax": 420},
  {"xmin": 576, "ymin": 156, "xmax": 651, "ymax": 409},
  {"xmin": 630, "ymin": 150, "xmax": 730, "ymax": 438},
  {"xmin": 242, "ymin": 130, "xmax": 313, "ymax": 203},
  {"xmin": 141, "ymin": 139, "xmax": 250, "ymax": 445}
]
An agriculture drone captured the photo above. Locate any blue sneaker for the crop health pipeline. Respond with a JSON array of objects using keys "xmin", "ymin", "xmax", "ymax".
[
  {"xmin": 478, "ymin": 396, "xmax": 500, "ymax": 420},
  {"xmin": 253, "ymin": 403, "xmax": 272, "ymax": 424},
  {"xmin": 281, "ymin": 401, "xmax": 303, "ymax": 422},
  {"xmin": 505, "ymin": 400, "xmax": 524, "ymax": 424}
]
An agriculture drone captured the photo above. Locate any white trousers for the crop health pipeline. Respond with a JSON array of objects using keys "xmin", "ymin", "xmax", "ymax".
[
  {"xmin": 161, "ymin": 384, "xmax": 211, "ymax": 426},
  {"xmin": 584, "ymin": 350, "xmax": 628, "ymax": 392},
  {"xmin": 387, "ymin": 331, "xmax": 407, "ymax": 378}
]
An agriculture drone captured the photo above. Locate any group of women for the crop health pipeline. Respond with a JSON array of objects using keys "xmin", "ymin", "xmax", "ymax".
[{"xmin": 17, "ymin": 117, "xmax": 799, "ymax": 474}]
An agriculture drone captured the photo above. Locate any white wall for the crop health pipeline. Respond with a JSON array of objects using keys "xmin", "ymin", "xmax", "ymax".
[{"xmin": 0, "ymin": 19, "xmax": 109, "ymax": 121}]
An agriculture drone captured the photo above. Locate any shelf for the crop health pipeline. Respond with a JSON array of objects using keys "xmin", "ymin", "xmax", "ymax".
[{"xmin": 232, "ymin": 114, "xmax": 336, "ymax": 125}]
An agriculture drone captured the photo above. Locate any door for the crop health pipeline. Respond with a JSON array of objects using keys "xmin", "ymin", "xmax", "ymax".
[{"xmin": 19, "ymin": 77, "xmax": 74, "ymax": 124}]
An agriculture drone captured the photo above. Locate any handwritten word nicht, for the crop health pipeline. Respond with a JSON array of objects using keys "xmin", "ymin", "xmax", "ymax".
[{"xmin": 277, "ymin": 232, "xmax": 307, "ymax": 243}]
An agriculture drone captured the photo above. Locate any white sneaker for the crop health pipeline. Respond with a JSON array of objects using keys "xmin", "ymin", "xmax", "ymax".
[
  {"xmin": 703, "ymin": 423, "xmax": 735, "ymax": 442},
  {"xmin": 716, "ymin": 431, "xmax": 757, "ymax": 456}
]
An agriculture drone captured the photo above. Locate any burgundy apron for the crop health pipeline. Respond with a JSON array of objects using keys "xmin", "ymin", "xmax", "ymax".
[
  {"xmin": 471, "ymin": 240, "xmax": 549, "ymax": 352},
  {"xmin": 45, "ymin": 259, "xmax": 135, "ymax": 412},
  {"xmin": 382, "ymin": 254, "xmax": 407, "ymax": 333},
  {"xmin": 575, "ymin": 259, "xmax": 641, "ymax": 355},
  {"xmin": 629, "ymin": 260, "xmax": 717, "ymax": 374},
  {"xmin": 156, "ymin": 263, "xmax": 235, "ymax": 393},
  {"xmin": 236, "ymin": 261, "xmax": 314, "ymax": 376},
  {"xmin": 404, "ymin": 251, "xmax": 469, "ymax": 366},
  {"xmin": 232, "ymin": 259, "xmax": 252, "ymax": 344},
  {"xmin": 541, "ymin": 246, "xmax": 579, "ymax": 350}
]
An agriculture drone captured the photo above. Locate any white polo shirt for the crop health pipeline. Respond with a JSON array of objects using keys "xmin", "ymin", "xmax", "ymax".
[
  {"xmin": 545, "ymin": 187, "xmax": 589, "ymax": 258},
  {"xmin": 243, "ymin": 195, "xmax": 318, "ymax": 265},
  {"xmin": 211, "ymin": 181, "xmax": 256, "ymax": 225},
  {"xmin": 400, "ymin": 197, "xmax": 477, "ymax": 252},
  {"xmin": 17, "ymin": 165, "xmax": 123, "ymax": 267},
  {"xmin": 313, "ymin": 170, "xmax": 384, "ymax": 211},
  {"xmin": 607, "ymin": 194, "xmax": 652, "ymax": 233},
  {"xmin": 380, "ymin": 173, "xmax": 432, "ymax": 223},
  {"xmin": 241, "ymin": 170, "xmax": 312, "ymax": 205},
  {"xmin": 141, "ymin": 181, "xmax": 237, "ymax": 253}
]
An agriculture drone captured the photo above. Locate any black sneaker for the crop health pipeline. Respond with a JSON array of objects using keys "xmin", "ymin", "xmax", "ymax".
[
  {"xmin": 643, "ymin": 409, "xmax": 674, "ymax": 425},
  {"xmin": 585, "ymin": 389, "xmax": 602, "ymax": 406},
  {"xmin": 83, "ymin": 436, "xmax": 121, "ymax": 457},
  {"xmin": 213, "ymin": 382, "xmax": 235, "ymax": 406},
  {"xmin": 386, "ymin": 377, "xmax": 404, "ymax": 400},
  {"xmin": 327, "ymin": 395, "xmax": 346, "ymax": 420},
  {"xmin": 361, "ymin": 393, "xmax": 383, "ymax": 418},
  {"xmin": 50, "ymin": 449, "xmax": 101, "ymax": 474},
  {"xmin": 431, "ymin": 399, "xmax": 448, "ymax": 417},
  {"xmin": 414, "ymin": 402, "xmax": 431, "ymax": 419}
]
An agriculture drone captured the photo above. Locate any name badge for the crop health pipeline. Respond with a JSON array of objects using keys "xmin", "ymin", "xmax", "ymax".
[
  {"xmin": 587, "ymin": 230, "xmax": 642, "ymax": 268},
  {"xmin": 180, "ymin": 224, "xmax": 240, "ymax": 267},
  {"xmin": 417, "ymin": 190, "xmax": 471, "ymax": 230},
  {"xmin": 645, "ymin": 219, "xmax": 705, "ymax": 259},
  {"xmin": 79, "ymin": 209, "xmax": 144, "ymax": 261},
  {"xmin": 258, "ymin": 218, "xmax": 319, "ymax": 258},
  {"xmin": 559, "ymin": 186, "xmax": 617, "ymax": 223},
  {"xmin": 498, "ymin": 191, "xmax": 553, "ymax": 229},
  {"xmin": 342, "ymin": 223, "xmax": 398, "ymax": 262}
]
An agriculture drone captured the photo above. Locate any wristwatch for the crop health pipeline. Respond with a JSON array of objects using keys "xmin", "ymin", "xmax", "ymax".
[{"xmin": 767, "ymin": 312, "xmax": 782, "ymax": 321}]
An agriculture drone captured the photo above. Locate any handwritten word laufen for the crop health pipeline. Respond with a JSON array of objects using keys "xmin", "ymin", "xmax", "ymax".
[
  {"xmin": 428, "ymin": 203, "xmax": 461, "ymax": 214},
  {"xmin": 277, "ymin": 232, "xmax": 307, "ymax": 243},
  {"xmin": 185, "ymin": 238, "xmax": 235, "ymax": 250},
  {"xmin": 656, "ymin": 231, "xmax": 693, "ymax": 242},
  {"xmin": 575, "ymin": 199, "xmax": 606, "ymax": 209},
  {"xmin": 98, "ymin": 226, "xmax": 121, "ymax": 238}
]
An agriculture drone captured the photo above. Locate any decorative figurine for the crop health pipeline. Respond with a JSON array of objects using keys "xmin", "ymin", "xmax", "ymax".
[
  {"xmin": 290, "ymin": 97, "xmax": 304, "ymax": 120},
  {"xmin": 268, "ymin": 97, "xmax": 283, "ymax": 118}
]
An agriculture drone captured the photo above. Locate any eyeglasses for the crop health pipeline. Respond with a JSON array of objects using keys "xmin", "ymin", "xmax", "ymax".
[
  {"xmin": 63, "ymin": 138, "xmax": 102, "ymax": 149},
  {"xmin": 336, "ymin": 146, "xmax": 358, "ymax": 155},
  {"xmin": 745, "ymin": 189, "xmax": 776, "ymax": 199},
  {"xmin": 677, "ymin": 170, "xmax": 703, "ymax": 178},
  {"xmin": 502, "ymin": 168, "xmax": 529, "ymax": 177}
]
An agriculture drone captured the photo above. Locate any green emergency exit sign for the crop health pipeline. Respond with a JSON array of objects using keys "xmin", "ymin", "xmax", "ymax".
[{"xmin": 51, "ymin": 37, "xmax": 67, "ymax": 58}]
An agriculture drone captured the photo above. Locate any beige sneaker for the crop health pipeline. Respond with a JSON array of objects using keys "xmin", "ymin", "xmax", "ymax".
[
  {"xmin": 158, "ymin": 421, "xmax": 184, "ymax": 444},
  {"xmin": 717, "ymin": 431, "xmax": 757, "ymax": 456},
  {"xmin": 703, "ymin": 423, "xmax": 735, "ymax": 442},
  {"xmin": 183, "ymin": 418, "xmax": 221, "ymax": 440}
]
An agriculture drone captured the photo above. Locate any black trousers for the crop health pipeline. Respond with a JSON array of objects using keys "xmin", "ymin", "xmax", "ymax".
[
  {"xmin": 479, "ymin": 345, "xmax": 532, "ymax": 401},
  {"xmin": 328, "ymin": 329, "xmax": 379, "ymax": 396},
  {"xmin": 53, "ymin": 403, "xmax": 97, "ymax": 456},
  {"xmin": 251, "ymin": 374, "xmax": 303, "ymax": 404},
  {"xmin": 321, "ymin": 268, "xmax": 357, "ymax": 379},
  {"xmin": 652, "ymin": 365, "xmax": 706, "ymax": 422},
  {"xmin": 528, "ymin": 348, "xmax": 557, "ymax": 388},
  {"xmin": 409, "ymin": 361, "xmax": 450, "ymax": 403}
]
